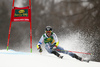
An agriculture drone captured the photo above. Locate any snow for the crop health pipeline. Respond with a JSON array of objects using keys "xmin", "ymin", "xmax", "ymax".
[{"xmin": 0, "ymin": 50, "xmax": 100, "ymax": 67}]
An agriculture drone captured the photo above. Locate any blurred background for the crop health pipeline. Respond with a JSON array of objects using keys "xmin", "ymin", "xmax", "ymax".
[{"xmin": 0, "ymin": 0, "xmax": 100, "ymax": 62}]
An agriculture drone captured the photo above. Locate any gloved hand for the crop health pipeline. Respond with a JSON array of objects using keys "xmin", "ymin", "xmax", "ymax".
[
  {"xmin": 37, "ymin": 45, "xmax": 43, "ymax": 53},
  {"xmin": 39, "ymin": 48, "xmax": 42, "ymax": 53},
  {"xmin": 52, "ymin": 46, "xmax": 57, "ymax": 50}
]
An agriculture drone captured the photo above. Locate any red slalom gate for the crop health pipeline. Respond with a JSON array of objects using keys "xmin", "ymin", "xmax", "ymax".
[{"xmin": 7, "ymin": 0, "xmax": 32, "ymax": 53}]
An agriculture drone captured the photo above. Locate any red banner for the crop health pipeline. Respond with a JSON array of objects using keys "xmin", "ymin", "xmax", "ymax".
[{"xmin": 11, "ymin": 6, "xmax": 31, "ymax": 22}]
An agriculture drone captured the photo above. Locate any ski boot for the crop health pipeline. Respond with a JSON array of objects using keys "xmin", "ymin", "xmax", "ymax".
[
  {"xmin": 51, "ymin": 51, "xmax": 63, "ymax": 59},
  {"xmin": 73, "ymin": 54, "xmax": 89, "ymax": 63},
  {"xmin": 59, "ymin": 55, "xmax": 63, "ymax": 59}
]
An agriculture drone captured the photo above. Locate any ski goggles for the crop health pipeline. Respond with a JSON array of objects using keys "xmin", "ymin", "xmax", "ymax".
[{"xmin": 46, "ymin": 31, "xmax": 52, "ymax": 33}]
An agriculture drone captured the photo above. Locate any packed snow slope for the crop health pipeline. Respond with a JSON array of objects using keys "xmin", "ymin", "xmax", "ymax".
[{"xmin": 0, "ymin": 50, "xmax": 100, "ymax": 67}]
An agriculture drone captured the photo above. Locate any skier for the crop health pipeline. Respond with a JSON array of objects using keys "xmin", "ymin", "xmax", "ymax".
[{"xmin": 36, "ymin": 26, "xmax": 89, "ymax": 62}]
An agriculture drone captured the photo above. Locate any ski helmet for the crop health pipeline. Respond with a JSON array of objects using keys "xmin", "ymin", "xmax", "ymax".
[{"xmin": 45, "ymin": 26, "xmax": 52, "ymax": 33}]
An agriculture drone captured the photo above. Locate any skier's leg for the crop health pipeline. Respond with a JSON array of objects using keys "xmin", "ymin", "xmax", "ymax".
[
  {"xmin": 45, "ymin": 44, "xmax": 53, "ymax": 53},
  {"xmin": 45, "ymin": 44, "xmax": 63, "ymax": 59},
  {"xmin": 56, "ymin": 46, "xmax": 82, "ymax": 61},
  {"xmin": 51, "ymin": 51, "xmax": 63, "ymax": 59},
  {"xmin": 56, "ymin": 46, "xmax": 69, "ymax": 54},
  {"xmin": 69, "ymin": 53, "xmax": 82, "ymax": 61},
  {"xmin": 68, "ymin": 52, "xmax": 89, "ymax": 62}
]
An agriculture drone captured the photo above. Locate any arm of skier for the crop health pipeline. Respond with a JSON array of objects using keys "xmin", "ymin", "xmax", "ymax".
[
  {"xmin": 52, "ymin": 33, "xmax": 59, "ymax": 50},
  {"xmin": 36, "ymin": 35, "xmax": 44, "ymax": 52}
]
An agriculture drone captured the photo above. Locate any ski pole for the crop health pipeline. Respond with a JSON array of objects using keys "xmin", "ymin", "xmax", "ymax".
[
  {"xmin": 55, "ymin": 49, "xmax": 92, "ymax": 55},
  {"xmin": 68, "ymin": 50, "xmax": 92, "ymax": 55}
]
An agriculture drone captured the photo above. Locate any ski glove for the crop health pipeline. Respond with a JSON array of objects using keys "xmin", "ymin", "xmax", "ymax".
[
  {"xmin": 39, "ymin": 48, "xmax": 42, "ymax": 53},
  {"xmin": 52, "ymin": 46, "xmax": 57, "ymax": 50},
  {"xmin": 37, "ymin": 45, "xmax": 42, "ymax": 53}
]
